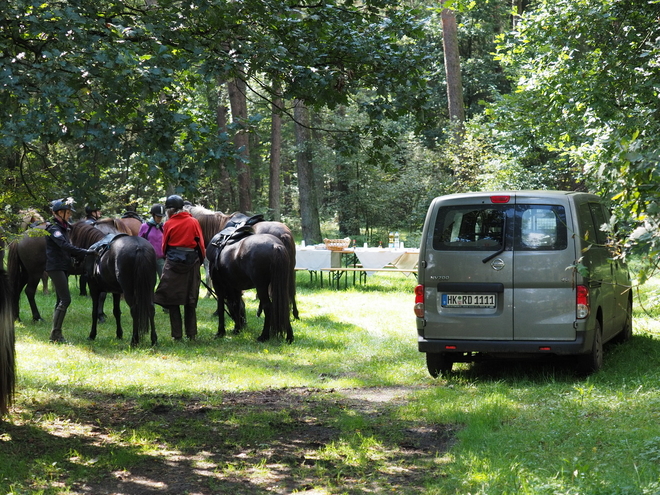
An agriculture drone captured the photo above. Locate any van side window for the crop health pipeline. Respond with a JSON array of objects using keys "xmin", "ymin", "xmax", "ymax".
[
  {"xmin": 515, "ymin": 205, "xmax": 567, "ymax": 250},
  {"xmin": 578, "ymin": 203, "xmax": 609, "ymax": 247},
  {"xmin": 432, "ymin": 206, "xmax": 506, "ymax": 251},
  {"xmin": 589, "ymin": 203, "xmax": 609, "ymax": 245}
]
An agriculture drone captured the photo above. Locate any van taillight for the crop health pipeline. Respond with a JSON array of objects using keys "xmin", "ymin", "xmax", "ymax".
[
  {"xmin": 577, "ymin": 285, "xmax": 589, "ymax": 319},
  {"xmin": 490, "ymin": 195, "xmax": 511, "ymax": 203},
  {"xmin": 414, "ymin": 285, "xmax": 424, "ymax": 318}
]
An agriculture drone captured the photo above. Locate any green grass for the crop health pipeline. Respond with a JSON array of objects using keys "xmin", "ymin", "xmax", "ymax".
[{"xmin": 3, "ymin": 271, "xmax": 660, "ymax": 493}]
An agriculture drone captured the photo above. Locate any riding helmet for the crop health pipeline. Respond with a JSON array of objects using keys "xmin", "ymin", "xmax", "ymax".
[
  {"xmin": 150, "ymin": 204, "xmax": 165, "ymax": 216},
  {"xmin": 51, "ymin": 198, "xmax": 76, "ymax": 213},
  {"xmin": 165, "ymin": 195, "xmax": 184, "ymax": 210},
  {"xmin": 85, "ymin": 205, "xmax": 99, "ymax": 215}
]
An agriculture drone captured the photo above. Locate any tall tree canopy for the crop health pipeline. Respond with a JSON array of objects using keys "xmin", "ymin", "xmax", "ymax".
[{"xmin": 489, "ymin": 0, "xmax": 660, "ymax": 268}]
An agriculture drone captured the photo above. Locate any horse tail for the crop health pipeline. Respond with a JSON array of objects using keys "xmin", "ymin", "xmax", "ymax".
[
  {"xmin": 0, "ymin": 269, "xmax": 16, "ymax": 415},
  {"xmin": 7, "ymin": 241, "xmax": 23, "ymax": 320},
  {"xmin": 129, "ymin": 244, "xmax": 157, "ymax": 341},
  {"xmin": 269, "ymin": 245, "xmax": 292, "ymax": 339}
]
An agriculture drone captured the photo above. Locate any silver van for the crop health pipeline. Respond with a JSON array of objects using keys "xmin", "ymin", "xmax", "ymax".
[{"xmin": 415, "ymin": 191, "xmax": 632, "ymax": 376}]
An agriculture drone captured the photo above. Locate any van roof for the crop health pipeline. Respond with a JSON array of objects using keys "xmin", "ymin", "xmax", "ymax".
[{"xmin": 433, "ymin": 190, "xmax": 602, "ymax": 202}]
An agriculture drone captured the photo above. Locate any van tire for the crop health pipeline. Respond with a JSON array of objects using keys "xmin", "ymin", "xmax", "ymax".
[
  {"xmin": 426, "ymin": 352, "xmax": 453, "ymax": 377},
  {"xmin": 612, "ymin": 298, "xmax": 633, "ymax": 344},
  {"xmin": 579, "ymin": 320, "xmax": 603, "ymax": 374}
]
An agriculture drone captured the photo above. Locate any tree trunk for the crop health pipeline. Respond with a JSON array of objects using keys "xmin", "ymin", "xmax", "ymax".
[
  {"xmin": 227, "ymin": 77, "xmax": 252, "ymax": 212},
  {"xmin": 441, "ymin": 3, "xmax": 465, "ymax": 142},
  {"xmin": 215, "ymin": 77, "xmax": 235, "ymax": 211},
  {"xmin": 294, "ymin": 99, "xmax": 322, "ymax": 244},
  {"xmin": 268, "ymin": 91, "xmax": 283, "ymax": 221}
]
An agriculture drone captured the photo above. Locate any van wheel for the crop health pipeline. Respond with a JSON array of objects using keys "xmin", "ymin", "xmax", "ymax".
[
  {"xmin": 579, "ymin": 320, "xmax": 603, "ymax": 374},
  {"xmin": 613, "ymin": 298, "xmax": 633, "ymax": 344},
  {"xmin": 426, "ymin": 352, "xmax": 453, "ymax": 377}
]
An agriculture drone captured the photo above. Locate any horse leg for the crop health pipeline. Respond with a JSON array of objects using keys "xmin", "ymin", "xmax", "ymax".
[
  {"xmin": 112, "ymin": 293, "xmax": 123, "ymax": 340},
  {"xmin": 24, "ymin": 275, "xmax": 43, "ymax": 322},
  {"xmin": 89, "ymin": 287, "xmax": 100, "ymax": 340},
  {"xmin": 149, "ymin": 304, "xmax": 157, "ymax": 346},
  {"xmin": 41, "ymin": 271, "xmax": 49, "ymax": 296},
  {"xmin": 256, "ymin": 287, "xmax": 272, "ymax": 342},
  {"xmin": 232, "ymin": 297, "xmax": 246, "ymax": 335},
  {"xmin": 129, "ymin": 304, "xmax": 140, "ymax": 347},
  {"xmin": 98, "ymin": 292, "xmax": 107, "ymax": 323}
]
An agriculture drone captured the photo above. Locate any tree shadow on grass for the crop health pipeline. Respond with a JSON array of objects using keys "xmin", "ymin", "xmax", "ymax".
[
  {"xmin": 2, "ymin": 386, "xmax": 455, "ymax": 495},
  {"xmin": 443, "ymin": 331, "xmax": 657, "ymax": 385}
]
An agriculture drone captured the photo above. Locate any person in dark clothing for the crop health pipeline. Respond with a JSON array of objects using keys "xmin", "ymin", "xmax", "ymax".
[
  {"xmin": 154, "ymin": 195, "xmax": 205, "ymax": 340},
  {"xmin": 46, "ymin": 198, "xmax": 92, "ymax": 343},
  {"xmin": 83, "ymin": 205, "xmax": 101, "ymax": 224}
]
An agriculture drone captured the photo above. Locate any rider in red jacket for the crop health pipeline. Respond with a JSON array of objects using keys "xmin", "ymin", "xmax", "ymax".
[{"xmin": 154, "ymin": 195, "xmax": 205, "ymax": 340}]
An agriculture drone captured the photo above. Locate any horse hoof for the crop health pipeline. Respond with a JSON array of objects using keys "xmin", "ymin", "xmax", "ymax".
[
  {"xmin": 98, "ymin": 316, "xmax": 106, "ymax": 324},
  {"xmin": 33, "ymin": 317, "xmax": 44, "ymax": 322}
]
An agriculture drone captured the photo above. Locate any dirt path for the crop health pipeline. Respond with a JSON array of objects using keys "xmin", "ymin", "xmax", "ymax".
[{"xmin": 56, "ymin": 386, "xmax": 456, "ymax": 494}]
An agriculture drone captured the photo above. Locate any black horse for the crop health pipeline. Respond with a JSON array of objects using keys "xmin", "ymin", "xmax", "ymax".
[
  {"xmin": 206, "ymin": 231, "xmax": 294, "ymax": 343},
  {"xmin": 70, "ymin": 222, "xmax": 158, "ymax": 346},
  {"xmin": 189, "ymin": 205, "xmax": 299, "ymax": 320},
  {"xmin": 7, "ymin": 218, "xmax": 131, "ymax": 322},
  {"xmin": 0, "ymin": 268, "xmax": 16, "ymax": 416}
]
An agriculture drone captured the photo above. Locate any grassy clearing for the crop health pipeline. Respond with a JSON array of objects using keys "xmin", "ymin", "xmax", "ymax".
[{"xmin": 2, "ymin": 271, "xmax": 660, "ymax": 494}]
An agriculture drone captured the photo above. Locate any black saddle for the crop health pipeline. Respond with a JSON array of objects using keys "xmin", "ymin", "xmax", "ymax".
[
  {"xmin": 210, "ymin": 225, "xmax": 254, "ymax": 251},
  {"xmin": 86, "ymin": 233, "xmax": 128, "ymax": 277}
]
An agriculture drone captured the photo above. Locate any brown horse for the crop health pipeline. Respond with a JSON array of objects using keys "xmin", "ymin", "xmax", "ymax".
[
  {"xmin": 188, "ymin": 206, "xmax": 299, "ymax": 320},
  {"xmin": 0, "ymin": 268, "xmax": 16, "ymax": 415},
  {"xmin": 7, "ymin": 218, "xmax": 131, "ymax": 322},
  {"xmin": 70, "ymin": 222, "xmax": 158, "ymax": 346},
  {"xmin": 119, "ymin": 212, "xmax": 143, "ymax": 236}
]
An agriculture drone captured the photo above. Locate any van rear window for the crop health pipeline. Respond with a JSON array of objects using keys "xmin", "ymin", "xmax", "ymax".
[
  {"xmin": 515, "ymin": 205, "xmax": 567, "ymax": 251},
  {"xmin": 432, "ymin": 206, "xmax": 506, "ymax": 251},
  {"xmin": 432, "ymin": 204, "xmax": 567, "ymax": 251}
]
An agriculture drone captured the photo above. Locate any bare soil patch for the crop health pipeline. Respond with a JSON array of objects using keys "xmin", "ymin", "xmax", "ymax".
[{"xmin": 54, "ymin": 386, "xmax": 457, "ymax": 494}]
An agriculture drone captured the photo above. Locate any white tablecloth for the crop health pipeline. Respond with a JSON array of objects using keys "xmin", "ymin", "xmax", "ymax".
[
  {"xmin": 295, "ymin": 248, "xmax": 344, "ymax": 270},
  {"xmin": 354, "ymin": 248, "xmax": 419, "ymax": 275},
  {"xmin": 295, "ymin": 247, "xmax": 419, "ymax": 275}
]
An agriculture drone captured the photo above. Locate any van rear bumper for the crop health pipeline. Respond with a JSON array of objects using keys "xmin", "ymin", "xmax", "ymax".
[{"xmin": 418, "ymin": 333, "xmax": 589, "ymax": 356}]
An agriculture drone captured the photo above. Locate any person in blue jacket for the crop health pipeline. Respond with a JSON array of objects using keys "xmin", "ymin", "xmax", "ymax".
[{"xmin": 45, "ymin": 198, "xmax": 92, "ymax": 343}]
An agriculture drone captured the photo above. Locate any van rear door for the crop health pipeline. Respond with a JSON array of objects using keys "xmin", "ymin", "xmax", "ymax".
[{"xmin": 511, "ymin": 198, "xmax": 577, "ymax": 340}]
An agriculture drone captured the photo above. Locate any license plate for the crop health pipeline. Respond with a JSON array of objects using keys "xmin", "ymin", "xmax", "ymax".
[{"xmin": 442, "ymin": 294, "xmax": 496, "ymax": 308}]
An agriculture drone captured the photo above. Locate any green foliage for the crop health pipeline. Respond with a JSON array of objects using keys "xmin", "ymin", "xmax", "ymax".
[{"xmin": 488, "ymin": 0, "xmax": 660, "ymax": 276}]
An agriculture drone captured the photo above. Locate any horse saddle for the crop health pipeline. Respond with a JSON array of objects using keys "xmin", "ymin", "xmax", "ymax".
[
  {"xmin": 225, "ymin": 213, "xmax": 264, "ymax": 230},
  {"xmin": 86, "ymin": 233, "xmax": 128, "ymax": 278},
  {"xmin": 210, "ymin": 225, "xmax": 254, "ymax": 251},
  {"xmin": 121, "ymin": 211, "xmax": 143, "ymax": 221}
]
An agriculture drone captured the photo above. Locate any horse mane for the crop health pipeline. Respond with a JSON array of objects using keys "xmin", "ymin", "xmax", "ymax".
[
  {"xmin": 70, "ymin": 222, "xmax": 107, "ymax": 248},
  {"xmin": 188, "ymin": 206, "xmax": 232, "ymax": 245},
  {"xmin": 94, "ymin": 218, "xmax": 133, "ymax": 235}
]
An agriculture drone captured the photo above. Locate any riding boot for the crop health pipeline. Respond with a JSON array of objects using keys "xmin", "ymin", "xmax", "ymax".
[
  {"xmin": 184, "ymin": 305, "xmax": 197, "ymax": 340},
  {"xmin": 50, "ymin": 307, "xmax": 67, "ymax": 343},
  {"xmin": 169, "ymin": 306, "xmax": 183, "ymax": 340}
]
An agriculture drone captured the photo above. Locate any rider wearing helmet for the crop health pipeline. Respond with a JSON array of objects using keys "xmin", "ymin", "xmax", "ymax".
[
  {"xmin": 154, "ymin": 195, "xmax": 205, "ymax": 340},
  {"xmin": 84, "ymin": 205, "xmax": 101, "ymax": 224},
  {"xmin": 138, "ymin": 203, "xmax": 166, "ymax": 277},
  {"xmin": 46, "ymin": 198, "xmax": 92, "ymax": 343}
]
